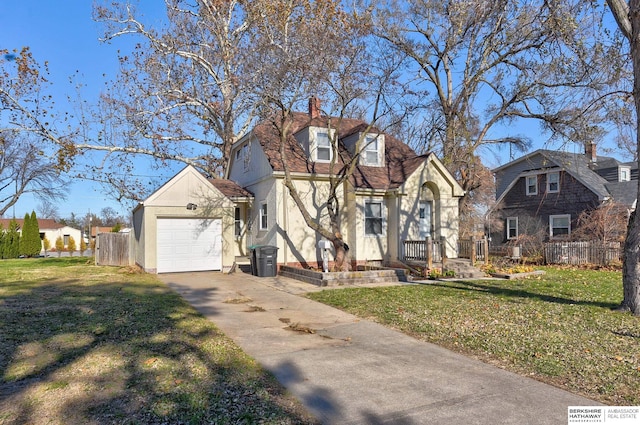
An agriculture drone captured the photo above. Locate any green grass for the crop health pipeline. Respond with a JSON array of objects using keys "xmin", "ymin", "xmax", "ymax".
[
  {"xmin": 308, "ymin": 266, "xmax": 640, "ymax": 405},
  {"xmin": 0, "ymin": 257, "xmax": 316, "ymax": 425}
]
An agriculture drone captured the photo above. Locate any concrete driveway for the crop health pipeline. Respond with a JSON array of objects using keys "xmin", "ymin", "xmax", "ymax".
[{"xmin": 158, "ymin": 271, "xmax": 598, "ymax": 424}]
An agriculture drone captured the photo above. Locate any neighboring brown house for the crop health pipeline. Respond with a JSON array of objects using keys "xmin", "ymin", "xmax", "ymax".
[
  {"xmin": 489, "ymin": 145, "xmax": 636, "ymax": 244},
  {"xmin": 0, "ymin": 218, "xmax": 82, "ymax": 251}
]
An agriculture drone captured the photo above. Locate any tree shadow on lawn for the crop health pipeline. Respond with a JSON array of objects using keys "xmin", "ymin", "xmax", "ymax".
[
  {"xmin": 0, "ymin": 278, "xmax": 317, "ymax": 424},
  {"xmin": 428, "ymin": 279, "xmax": 620, "ymax": 310}
]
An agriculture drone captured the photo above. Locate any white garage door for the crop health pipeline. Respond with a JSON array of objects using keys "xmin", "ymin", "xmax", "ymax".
[{"xmin": 157, "ymin": 218, "xmax": 222, "ymax": 273}]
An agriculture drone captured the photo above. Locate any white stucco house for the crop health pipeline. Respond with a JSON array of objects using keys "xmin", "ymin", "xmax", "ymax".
[
  {"xmin": 133, "ymin": 99, "xmax": 464, "ymax": 274},
  {"xmin": 0, "ymin": 218, "xmax": 82, "ymax": 252}
]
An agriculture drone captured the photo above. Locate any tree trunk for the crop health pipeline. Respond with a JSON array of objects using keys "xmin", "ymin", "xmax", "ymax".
[
  {"xmin": 622, "ymin": 211, "xmax": 640, "ymax": 315},
  {"xmin": 331, "ymin": 238, "xmax": 351, "ymax": 272}
]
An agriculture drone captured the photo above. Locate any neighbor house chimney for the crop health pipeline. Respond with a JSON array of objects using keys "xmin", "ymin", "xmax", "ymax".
[
  {"xmin": 586, "ymin": 142, "xmax": 596, "ymax": 163},
  {"xmin": 309, "ymin": 97, "xmax": 321, "ymax": 119}
]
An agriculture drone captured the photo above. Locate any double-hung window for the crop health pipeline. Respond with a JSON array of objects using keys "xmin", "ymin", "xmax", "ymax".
[
  {"xmin": 364, "ymin": 201, "xmax": 383, "ymax": 236},
  {"xmin": 259, "ymin": 203, "xmax": 268, "ymax": 230},
  {"xmin": 620, "ymin": 167, "xmax": 630, "ymax": 182},
  {"xmin": 549, "ymin": 214, "xmax": 570, "ymax": 238},
  {"xmin": 506, "ymin": 217, "xmax": 518, "ymax": 240},
  {"xmin": 316, "ymin": 132, "xmax": 331, "ymax": 162},
  {"xmin": 526, "ymin": 175, "xmax": 538, "ymax": 195},
  {"xmin": 547, "ymin": 172, "xmax": 559, "ymax": 193},
  {"xmin": 364, "ymin": 135, "xmax": 380, "ymax": 166}
]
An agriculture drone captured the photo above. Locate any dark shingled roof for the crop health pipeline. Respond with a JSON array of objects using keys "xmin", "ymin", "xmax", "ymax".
[
  {"xmin": 252, "ymin": 112, "xmax": 428, "ymax": 190},
  {"xmin": 209, "ymin": 179, "xmax": 254, "ymax": 199}
]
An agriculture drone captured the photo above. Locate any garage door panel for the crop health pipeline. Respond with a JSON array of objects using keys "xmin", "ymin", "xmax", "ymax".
[{"xmin": 157, "ymin": 218, "xmax": 222, "ymax": 273}]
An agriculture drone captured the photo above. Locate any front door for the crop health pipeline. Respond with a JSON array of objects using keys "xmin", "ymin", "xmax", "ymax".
[{"xmin": 419, "ymin": 201, "xmax": 432, "ymax": 239}]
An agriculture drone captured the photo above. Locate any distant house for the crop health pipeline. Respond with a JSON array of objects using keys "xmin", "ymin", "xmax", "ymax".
[
  {"xmin": 133, "ymin": 99, "xmax": 464, "ymax": 273},
  {"xmin": 489, "ymin": 144, "xmax": 636, "ymax": 244},
  {"xmin": 0, "ymin": 218, "xmax": 83, "ymax": 252}
]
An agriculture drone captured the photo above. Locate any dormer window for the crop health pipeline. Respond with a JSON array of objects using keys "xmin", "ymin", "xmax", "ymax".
[
  {"xmin": 316, "ymin": 131, "xmax": 332, "ymax": 162},
  {"xmin": 363, "ymin": 135, "xmax": 381, "ymax": 166},
  {"xmin": 620, "ymin": 167, "xmax": 630, "ymax": 182}
]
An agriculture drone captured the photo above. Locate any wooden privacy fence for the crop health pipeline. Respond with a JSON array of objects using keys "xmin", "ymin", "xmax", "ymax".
[
  {"xmin": 96, "ymin": 232, "xmax": 133, "ymax": 267},
  {"xmin": 543, "ymin": 241, "xmax": 622, "ymax": 265}
]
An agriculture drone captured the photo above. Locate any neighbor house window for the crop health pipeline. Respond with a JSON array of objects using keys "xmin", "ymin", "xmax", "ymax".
[
  {"xmin": 547, "ymin": 172, "xmax": 559, "ymax": 193},
  {"xmin": 240, "ymin": 143, "xmax": 250, "ymax": 171},
  {"xmin": 364, "ymin": 201, "xmax": 383, "ymax": 235},
  {"xmin": 316, "ymin": 132, "xmax": 331, "ymax": 162},
  {"xmin": 63, "ymin": 235, "xmax": 70, "ymax": 246},
  {"xmin": 363, "ymin": 135, "xmax": 380, "ymax": 166},
  {"xmin": 549, "ymin": 214, "xmax": 570, "ymax": 238},
  {"xmin": 259, "ymin": 203, "xmax": 268, "ymax": 230},
  {"xmin": 234, "ymin": 207, "xmax": 242, "ymax": 238},
  {"xmin": 526, "ymin": 175, "xmax": 538, "ymax": 195},
  {"xmin": 620, "ymin": 167, "xmax": 630, "ymax": 182},
  {"xmin": 506, "ymin": 217, "xmax": 518, "ymax": 240}
]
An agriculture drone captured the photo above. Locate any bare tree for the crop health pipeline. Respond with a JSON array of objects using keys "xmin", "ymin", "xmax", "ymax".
[
  {"xmin": 374, "ymin": 0, "xmax": 625, "ymax": 196},
  {"xmin": 83, "ymin": 0, "xmax": 266, "ymax": 200},
  {"xmin": 253, "ymin": 0, "xmax": 405, "ymax": 270},
  {"xmin": 606, "ymin": 0, "xmax": 640, "ymax": 315}
]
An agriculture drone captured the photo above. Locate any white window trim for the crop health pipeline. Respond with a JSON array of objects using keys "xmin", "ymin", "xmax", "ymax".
[
  {"xmin": 549, "ymin": 214, "xmax": 571, "ymax": 239},
  {"xmin": 526, "ymin": 175, "xmax": 538, "ymax": 196},
  {"xmin": 259, "ymin": 203, "xmax": 268, "ymax": 230},
  {"xmin": 314, "ymin": 131, "xmax": 332, "ymax": 162},
  {"xmin": 620, "ymin": 167, "xmax": 630, "ymax": 182},
  {"xmin": 234, "ymin": 207, "xmax": 243, "ymax": 239},
  {"xmin": 363, "ymin": 134, "xmax": 381, "ymax": 166},
  {"xmin": 506, "ymin": 217, "xmax": 518, "ymax": 240},
  {"xmin": 547, "ymin": 172, "xmax": 559, "ymax": 193},
  {"xmin": 364, "ymin": 200, "xmax": 385, "ymax": 236}
]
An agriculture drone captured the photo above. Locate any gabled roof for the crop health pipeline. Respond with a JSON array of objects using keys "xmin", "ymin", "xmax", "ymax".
[
  {"xmin": 250, "ymin": 112, "xmax": 427, "ymax": 190},
  {"xmin": 209, "ymin": 178, "xmax": 253, "ymax": 199},
  {"xmin": 494, "ymin": 149, "xmax": 637, "ymax": 207},
  {"xmin": 0, "ymin": 218, "xmax": 66, "ymax": 230}
]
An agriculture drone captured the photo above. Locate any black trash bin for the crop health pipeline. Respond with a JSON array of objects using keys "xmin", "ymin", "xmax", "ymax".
[
  {"xmin": 254, "ymin": 245, "xmax": 279, "ymax": 277},
  {"xmin": 249, "ymin": 245, "xmax": 260, "ymax": 276}
]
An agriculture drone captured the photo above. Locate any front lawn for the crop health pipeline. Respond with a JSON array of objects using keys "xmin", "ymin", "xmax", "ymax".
[
  {"xmin": 308, "ymin": 267, "xmax": 640, "ymax": 405},
  {"xmin": 0, "ymin": 258, "xmax": 316, "ymax": 425}
]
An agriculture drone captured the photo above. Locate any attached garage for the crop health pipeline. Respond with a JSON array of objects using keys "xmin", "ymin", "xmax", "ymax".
[
  {"xmin": 132, "ymin": 165, "xmax": 251, "ymax": 274},
  {"xmin": 157, "ymin": 218, "xmax": 222, "ymax": 273}
]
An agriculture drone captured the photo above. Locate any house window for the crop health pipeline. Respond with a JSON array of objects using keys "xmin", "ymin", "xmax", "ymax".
[
  {"xmin": 547, "ymin": 172, "xmax": 559, "ymax": 193},
  {"xmin": 259, "ymin": 203, "xmax": 268, "ymax": 230},
  {"xmin": 242, "ymin": 143, "xmax": 250, "ymax": 171},
  {"xmin": 620, "ymin": 167, "xmax": 630, "ymax": 182},
  {"xmin": 526, "ymin": 175, "xmax": 537, "ymax": 196},
  {"xmin": 63, "ymin": 235, "xmax": 70, "ymax": 246},
  {"xmin": 316, "ymin": 132, "xmax": 332, "ymax": 162},
  {"xmin": 549, "ymin": 214, "xmax": 570, "ymax": 238},
  {"xmin": 364, "ymin": 201, "xmax": 383, "ymax": 235},
  {"xmin": 234, "ymin": 207, "xmax": 242, "ymax": 238},
  {"xmin": 363, "ymin": 135, "xmax": 380, "ymax": 166},
  {"xmin": 506, "ymin": 217, "xmax": 518, "ymax": 240}
]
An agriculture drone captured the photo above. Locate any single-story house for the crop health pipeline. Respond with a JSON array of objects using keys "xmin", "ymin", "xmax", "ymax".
[{"xmin": 0, "ymin": 218, "xmax": 82, "ymax": 252}]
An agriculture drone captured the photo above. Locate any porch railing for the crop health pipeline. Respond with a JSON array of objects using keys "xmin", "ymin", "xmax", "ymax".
[
  {"xmin": 402, "ymin": 237, "xmax": 445, "ymax": 269},
  {"xmin": 458, "ymin": 236, "xmax": 489, "ymax": 265}
]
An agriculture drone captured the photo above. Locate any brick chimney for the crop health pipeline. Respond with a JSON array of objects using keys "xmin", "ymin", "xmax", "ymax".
[
  {"xmin": 308, "ymin": 97, "xmax": 321, "ymax": 119},
  {"xmin": 585, "ymin": 143, "xmax": 596, "ymax": 163}
]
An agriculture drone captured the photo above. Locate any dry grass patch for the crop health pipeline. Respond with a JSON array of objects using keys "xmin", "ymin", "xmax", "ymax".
[
  {"xmin": 308, "ymin": 266, "xmax": 640, "ymax": 406},
  {"xmin": 0, "ymin": 257, "xmax": 317, "ymax": 425}
]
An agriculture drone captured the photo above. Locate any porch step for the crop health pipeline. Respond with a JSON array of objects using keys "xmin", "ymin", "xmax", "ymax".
[
  {"xmin": 232, "ymin": 256, "xmax": 252, "ymax": 274},
  {"xmin": 443, "ymin": 259, "xmax": 487, "ymax": 279},
  {"xmin": 279, "ymin": 265, "xmax": 407, "ymax": 286}
]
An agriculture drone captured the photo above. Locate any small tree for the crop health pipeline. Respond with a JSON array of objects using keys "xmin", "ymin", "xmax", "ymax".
[
  {"xmin": 5, "ymin": 219, "xmax": 20, "ymax": 259},
  {"xmin": 67, "ymin": 236, "xmax": 76, "ymax": 257},
  {"xmin": 20, "ymin": 211, "xmax": 41, "ymax": 257},
  {"xmin": 80, "ymin": 237, "xmax": 87, "ymax": 254},
  {"xmin": 42, "ymin": 237, "xmax": 51, "ymax": 257},
  {"xmin": 55, "ymin": 236, "xmax": 64, "ymax": 257}
]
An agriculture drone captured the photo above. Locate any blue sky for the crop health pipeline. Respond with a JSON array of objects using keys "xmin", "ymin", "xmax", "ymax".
[
  {"xmin": 1, "ymin": 2, "xmax": 629, "ymax": 221},
  {"xmin": 2, "ymin": 1, "xmax": 166, "ymax": 220}
]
